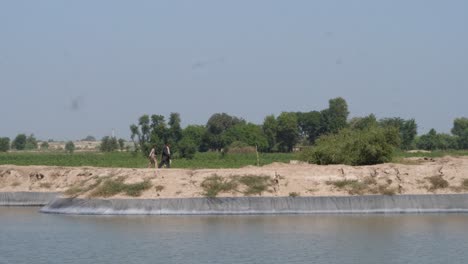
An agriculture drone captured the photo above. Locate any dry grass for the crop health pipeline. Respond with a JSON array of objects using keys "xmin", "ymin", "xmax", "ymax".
[{"xmin": 425, "ymin": 176, "xmax": 449, "ymax": 191}]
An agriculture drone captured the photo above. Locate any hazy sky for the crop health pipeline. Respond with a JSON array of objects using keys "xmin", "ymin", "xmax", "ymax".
[{"xmin": 1, "ymin": 0, "xmax": 467, "ymax": 140}]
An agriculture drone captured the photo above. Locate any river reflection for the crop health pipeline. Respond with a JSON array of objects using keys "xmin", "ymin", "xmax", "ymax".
[{"xmin": 1, "ymin": 207, "xmax": 468, "ymax": 264}]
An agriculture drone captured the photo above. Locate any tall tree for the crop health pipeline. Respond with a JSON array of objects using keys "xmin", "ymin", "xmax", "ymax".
[
  {"xmin": 0, "ymin": 137, "xmax": 10, "ymax": 152},
  {"xmin": 320, "ymin": 97, "xmax": 349, "ymax": 135},
  {"xmin": 262, "ymin": 115, "xmax": 278, "ymax": 152},
  {"xmin": 452, "ymin": 117, "xmax": 468, "ymax": 136},
  {"xmin": 203, "ymin": 113, "xmax": 244, "ymax": 151},
  {"xmin": 379, "ymin": 117, "xmax": 417, "ymax": 150},
  {"xmin": 276, "ymin": 112, "xmax": 299, "ymax": 152},
  {"xmin": 168, "ymin": 112, "xmax": 183, "ymax": 144},
  {"xmin": 12, "ymin": 134, "xmax": 27, "ymax": 150},
  {"xmin": 296, "ymin": 111, "xmax": 322, "ymax": 143}
]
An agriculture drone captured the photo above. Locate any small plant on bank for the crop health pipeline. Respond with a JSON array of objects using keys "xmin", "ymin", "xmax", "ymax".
[
  {"xmin": 237, "ymin": 175, "xmax": 274, "ymax": 196},
  {"xmin": 462, "ymin": 179, "xmax": 468, "ymax": 190},
  {"xmin": 200, "ymin": 175, "xmax": 238, "ymax": 198},
  {"xmin": 425, "ymin": 176, "xmax": 449, "ymax": 191},
  {"xmin": 289, "ymin": 192, "xmax": 300, "ymax": 197},
  {"xmin": 155, "ymin": 185, "xmax": 165, "ymax": 192},
  {"xmin": 326, "ymin": 179, "xmax": 359, "ymax": 189},
  {"xmin": 90, "ymin": 177, "xmax": 152, "ymax": 197},
  {"xmin": 39, "ymin": 182, "xmax": 52, "ymax": 189}
]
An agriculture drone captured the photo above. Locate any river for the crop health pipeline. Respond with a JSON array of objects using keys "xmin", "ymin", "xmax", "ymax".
[{"xmin": 1, "ymin": 207, "xmax": 468, "ymax": 264}]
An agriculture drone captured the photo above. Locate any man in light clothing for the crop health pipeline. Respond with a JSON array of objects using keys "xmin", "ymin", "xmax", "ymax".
[{"xmin": 148, "ymin": 145, "xmax": 158, "ymax": 169}]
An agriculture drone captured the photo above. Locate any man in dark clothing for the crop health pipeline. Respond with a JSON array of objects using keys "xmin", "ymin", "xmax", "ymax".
[{"xmin": 158, "ymin": 143, "xmax": 171, "ymax": 168}]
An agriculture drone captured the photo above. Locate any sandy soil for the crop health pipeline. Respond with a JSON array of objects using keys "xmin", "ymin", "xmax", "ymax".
[{"xmin": 1, "ymin": 156, "xmax": 468, "ymax": 198}]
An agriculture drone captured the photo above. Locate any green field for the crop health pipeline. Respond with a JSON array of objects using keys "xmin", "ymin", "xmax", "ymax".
[
  {"xmin": 0, "ymin": 151, "xmax": 298, "ymax": 169},
  {"xmin": 1, "ymin": 150, "xmax": 467, "ymax": 169}
]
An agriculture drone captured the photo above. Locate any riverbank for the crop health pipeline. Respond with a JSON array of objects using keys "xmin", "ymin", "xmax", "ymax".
[{"xmin": 1, "ymin": 156, "xmax": 468, "ymax": 199}]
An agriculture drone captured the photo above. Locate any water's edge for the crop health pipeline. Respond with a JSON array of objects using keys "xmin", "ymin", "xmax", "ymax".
[
  {"xmin": 0, "ymin": 192, "xmax": 59, "ymax": 206},
  {"xmin": 39, "ymin": 194, "xmax": 468, "ymax": 215}
]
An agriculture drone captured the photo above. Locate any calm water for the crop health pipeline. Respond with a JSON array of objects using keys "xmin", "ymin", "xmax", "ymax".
[{"xmin": 1, "ymin": 208, "xmax": 468, "ymax": 264}]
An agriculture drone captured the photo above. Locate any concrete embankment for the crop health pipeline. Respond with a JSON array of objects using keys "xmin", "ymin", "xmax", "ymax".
[
  {"xmin": 0, "ymin": 192, "xmax": 59, "ymax": 206},
  {"xmin": 40, "ymin": 194, "xmax": 468, "ymax": 215}
]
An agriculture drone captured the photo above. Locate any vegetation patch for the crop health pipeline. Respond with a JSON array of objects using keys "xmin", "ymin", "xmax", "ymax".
[
  {"xmin": 289, "ymin": 192, "xmax": 300, "ymax": 197},
  {"xmin": 200, "ymin": 175, "xmax": 238, "ymax": 198},
  {"xmin": 155, "ymin": 185, "xmax": 165, "ymax": 192},
  {"xmin": 326, "ymin": 179, "xmax": 359, "ymax": 189},
  {"xmin": 64, "ymin": 176, "xmax": 105, "ymax": 197},
  {"xmin": 300, "ymin": 127, "xmax": 400, "ymax": 166},
  {"xmin": 200, "ymin": 174, "xmax": 275, "ymax": 197},
  {"xmin": 425, "ymin": 176, "xmax": 449, "ymax": 191},
  {"xmin": 90, "ymin": 177, "xmax": 152, "ymax": 197},
  {"xmin": 39, "ymin": 182, "xmax": 52, "ymax": 189},
  {"xmin": 237, "ymin": 175, "xmax": 274, "ymax": 196},
  {"xmin": 326, "ymin": 178, "xmax": 396, "ymax": 195}
]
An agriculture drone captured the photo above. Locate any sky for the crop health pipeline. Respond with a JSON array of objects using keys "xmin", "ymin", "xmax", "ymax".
[{"xmin": 1, "ymin": 0, "xmax": 467, "ymax": 140}]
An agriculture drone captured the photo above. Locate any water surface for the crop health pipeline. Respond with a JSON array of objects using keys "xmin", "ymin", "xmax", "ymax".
[{"xmin": 1, "ymin": 207, "xmax": 468, "ymax": 264}]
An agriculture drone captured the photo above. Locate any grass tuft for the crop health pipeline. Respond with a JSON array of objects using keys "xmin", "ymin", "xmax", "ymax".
[
  {"xmin": 238, "ymin": 175, "xmax": 274, "ymax": 196},
  {"xmin": 200, "ymin": 175, "xmax": 238, "ymax": 198},
  {"xmin": 425, "ymin": 176, "xmax": 449, "ymax": 191}
]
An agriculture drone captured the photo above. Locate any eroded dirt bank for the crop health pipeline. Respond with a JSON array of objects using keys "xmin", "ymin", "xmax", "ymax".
[{"xmin": 1, "ymin": 156, "xmax": 468, "ymax": 198}]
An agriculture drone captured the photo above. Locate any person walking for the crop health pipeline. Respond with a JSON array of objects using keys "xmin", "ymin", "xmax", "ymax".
[
  {"xmin": 148, "ymin": 145, "xmax": 158, "ymax": 170},
  {"xmin": 158, "ymin": 143, "xmax": 171, "ymax": 168}
]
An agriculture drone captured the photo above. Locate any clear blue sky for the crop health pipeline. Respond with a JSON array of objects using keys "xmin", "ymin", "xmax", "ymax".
[{"xmin": 1, "ymin": 0, "xmax": 467, "ymax": 140}]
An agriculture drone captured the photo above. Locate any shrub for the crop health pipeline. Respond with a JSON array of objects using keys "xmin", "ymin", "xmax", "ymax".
[
  {"xmin": 462, "ymin": 179, "xmax": 468, "ymax": 190},
  {"xmin": 40, "ymin": 141, "xmax": 49, "ymax": 150},
  {"xmin": 289, "ymin": 192, "xmax": 300, "ymax": 197},
  {"xmin": 12, "ymin": 134, "xmax": 27, "ymax": 150},
  {"xmin": 200, "ymin": 175, "xmax": 238, "ymax": 197},
  {"xmin": 300, "ymin": 127, "xmax": 400, "ymax": 165},
  {"xmin": 65, "ymin": 141, "xmax": 75, "ymax": 154},
  {"xmin": 90, "ymin": 177, "xmax": 152, "ymax": 197},
  {"xmin": 238, "ymin": 175, "xmax": 274, "ymax": 195}
]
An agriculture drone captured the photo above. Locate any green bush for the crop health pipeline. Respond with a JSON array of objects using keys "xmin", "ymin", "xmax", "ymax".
[
  {"xmin": 65, "ymin": 141, "xmax": 75, "ymax": 154},
  {"xmin": 300, "ymin": 127, "xmax": 400, "ymax": 165},
  {"xmin": 0, "ymin": 137, "xmax": 10, "ymax": 152}
]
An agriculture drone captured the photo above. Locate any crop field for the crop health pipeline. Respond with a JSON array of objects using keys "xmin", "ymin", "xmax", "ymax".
[{"xmin": 0, "ymin": 151, "xmax": 298, "ymax": 169}]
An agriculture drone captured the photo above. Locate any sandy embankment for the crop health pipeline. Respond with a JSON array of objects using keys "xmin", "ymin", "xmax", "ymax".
[{"xmin": 1, "ymin": 156, "xmax": 468, "ymax": 199}]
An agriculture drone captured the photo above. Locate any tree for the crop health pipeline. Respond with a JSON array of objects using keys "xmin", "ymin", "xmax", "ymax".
[
  {"xmin": 65, "ymin": 141, "xmax": 75, "ymax": 154},
  {"xmin": 415, "ymin": 129, "xmax": 458, "ymax": 150},
  {"xmin": 25, "ymin": 134, "xmax": 38, "ymax": 150},
  {"xmin": 203, "ymin": 113, "xmax": 244, "ymax": 151},
  {"xmin": 379, "ymin": 117, "xmax": 417, "ymax": 150},
  {"xmin": 320, "ymin": 97, "xmax": 349, "ymax": 135},
  {"xmin": 262, "ymin": 115, "xmax": 278, "ymax": 152},
  {"xmin": 100, "ymin": 136, "xmax": 119, "ymax": 152},
  {"xmin": 168, "ymin": 113, "xmax": 182, "ymax": 144},
  {"xmin": 300, "ymin": 126, "xmax": 400, "ymax": 165},
  {"xmin": 349, "ymin": 114, "xmax": 378, "ymax": 130},
  {"xmin": 178, "ymin": 137, "xmax": 197, "ymax": 159},
  {"xmin": 222, "ymin": 123, "xmax": 268, "ymax": 151},
  {"xmin": 276, "ymin": 112, "xmax": 299, "ymax": 152},
  {"xmin": 118, "ymin": 138, "xmax": 125, "ymax": 151},
  {"xmin": 40, "ymin": 141, "xmax": 49, "ymax": 150},
  {"xmin": 452, "ymin": 118, "xmax": 468, "ymax": 137},
  {"xmin": 130, "ymin": 114, "xmax": 170, "ymax": 157},
  {"xmin": 82, "ymin": 135, "xmax": 96, "ymax": 141},
  {"xmin": 457, "ymin": 129, "xmax": 468, "ymax": 149},
  {"xmin": 12, "ymin": 134, "xmax": 27, "ymax": 150},
  {"xmin": 296, "ymin": 111, "xmax": 322, "ymax": 144},
  {"xmin": 182, "ymin": 125, "xmax": 206, "ymax": 151},
  {"xmin": 0, "ymin": 137, "xmax": 10, "ymax": 152}
]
